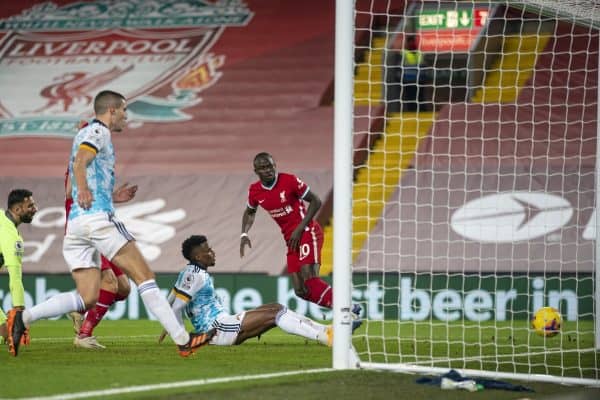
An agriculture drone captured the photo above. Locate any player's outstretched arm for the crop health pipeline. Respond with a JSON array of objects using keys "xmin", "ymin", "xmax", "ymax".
[
  {"xmin": 6, "ymin": 265, "xmax": 25, "ymax": 311},
  {"xmin": 240, "ymin": 207, "xmax": 256, "ymax": 258},
  {"xmin": 112, "ymin": 183, "xmax": 138, "ymax": 203},
  {"xmin": 1, "ymin": 232, "xmax": 25, "ymax": 311}
]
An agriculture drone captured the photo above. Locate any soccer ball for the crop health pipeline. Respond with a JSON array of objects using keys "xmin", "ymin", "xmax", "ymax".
[{"xmin": 531, "ymin": 307, "xmax": 561, "ymax": 337}]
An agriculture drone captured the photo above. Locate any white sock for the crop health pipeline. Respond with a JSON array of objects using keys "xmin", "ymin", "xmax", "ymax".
[
  {"xmin": 23, "ymin": 292, "xmax": 85, "ymax": 326},
  {"xmin": 138, "ymin": 280, "xmax": 189, "ymax": 346},
  {"xmin": 275, "ymin": 307, "xmax": 329, "ymax": 345}
]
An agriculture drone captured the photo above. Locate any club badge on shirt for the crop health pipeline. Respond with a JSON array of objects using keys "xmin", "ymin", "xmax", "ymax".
[
  {"xmin": 14, "ymin": 241, "xmax": 24, "ymax": 257},
  {"xmin": 182, "ymin": 273, "xmax": 195, "ymax": 290}
]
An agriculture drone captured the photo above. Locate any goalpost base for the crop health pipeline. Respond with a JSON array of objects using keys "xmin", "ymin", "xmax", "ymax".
[{"xmin": 357, "ymin": 362, "xmax": 600, "ymax": 387}]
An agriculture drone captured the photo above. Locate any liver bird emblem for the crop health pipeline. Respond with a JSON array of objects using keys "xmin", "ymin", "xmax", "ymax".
[{"xmin": 33, "ymin": 64, "xmax": 134, "ymax": 113}]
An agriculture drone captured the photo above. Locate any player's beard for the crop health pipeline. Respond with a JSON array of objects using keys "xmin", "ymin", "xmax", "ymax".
[{"xmin": 20, "ymin": 213, "xmax": 34, "ymax": 223}]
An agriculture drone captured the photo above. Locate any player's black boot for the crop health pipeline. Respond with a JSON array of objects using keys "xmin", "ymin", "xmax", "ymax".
[
  {"xmin": 7, "ymin": 309, "xmax": 26, "ymax": 356},
  {"xmin": 178, "ymin": 328, "xmax": 216, "ymax": 357}
]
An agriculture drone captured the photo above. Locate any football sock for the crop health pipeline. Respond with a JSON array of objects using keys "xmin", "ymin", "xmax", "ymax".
[
  {"xmin": 275, "ymin": 307, "xmax": 328, "ymax": 344},
  {"xmin": 23, "ymin": 292, "xmax": 85, "ymax": 326},
  {"xmin": 303, "ymin": 277, "xmax": 333, "ymax": 308},
  {"xmin": 79, "ymin": 289, "xmax": 116, "ymax": 337},
  {"xmin": 138, "ymin": 280, "xmax": 189, "ymax": 346}
]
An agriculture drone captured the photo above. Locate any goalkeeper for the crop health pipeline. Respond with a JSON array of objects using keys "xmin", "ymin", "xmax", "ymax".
[
  {"xmin": 0, "ymin": 189, "xmax": 37, "ymax": 352},
  {"xmin": 159, "ymin": 234, "xmax": 334, "ymax": 347}
]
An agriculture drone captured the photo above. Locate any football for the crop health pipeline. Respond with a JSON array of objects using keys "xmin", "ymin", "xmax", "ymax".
[{"xmin": 531, "ymin": 307, "xmax": 562, "ymax": 337}]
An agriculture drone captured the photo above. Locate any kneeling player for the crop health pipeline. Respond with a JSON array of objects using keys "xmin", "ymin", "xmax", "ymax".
[{"xmin": 159, "ymin": 235, "xmax": 348, "ymax": 346}]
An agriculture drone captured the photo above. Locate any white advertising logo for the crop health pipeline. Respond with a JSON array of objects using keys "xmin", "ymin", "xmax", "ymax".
[
  {"xmin": 28, "ymin": 198, "xmax": 185, "ymax": 262},
  {"xmin": 451, "ymin": 192, "xmax": 573, "ymax": 242}
]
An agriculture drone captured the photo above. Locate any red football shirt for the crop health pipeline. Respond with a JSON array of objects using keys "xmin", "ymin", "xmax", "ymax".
[{"xmin": 247, "ymin": 172, "xmax": 318, "ymax": 241}]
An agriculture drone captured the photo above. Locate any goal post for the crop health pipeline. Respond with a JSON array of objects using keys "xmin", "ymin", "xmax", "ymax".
[
  {"xmin": 332, "ymin": 0, "xmax": 600, "ymax": 386},
  {"xmin": 332, "ymin": 0, "xmax": 355, "ymax": 369}
]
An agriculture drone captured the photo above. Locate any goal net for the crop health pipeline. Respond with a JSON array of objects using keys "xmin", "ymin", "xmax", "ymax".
[{"xmin": 332, "ymin": 0, "xmax": 600, "ymax": 386}]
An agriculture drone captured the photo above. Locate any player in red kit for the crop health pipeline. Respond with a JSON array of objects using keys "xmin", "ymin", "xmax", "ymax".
[{"xmin": 240, "ymin": 152, "xmax": 361, "ymax": 328}]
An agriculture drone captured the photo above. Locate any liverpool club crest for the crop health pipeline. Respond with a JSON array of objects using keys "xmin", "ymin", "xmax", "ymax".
[{"xmin": 0, "ymin": 0, "xmax": 253, "ymax": 137}]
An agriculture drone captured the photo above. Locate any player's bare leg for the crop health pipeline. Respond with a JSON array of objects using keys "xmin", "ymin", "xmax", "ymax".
[
  {"xmin": 115, "ymin": 273, "xmax": 131, "ymax": 301},
  {"xmin": 74, "ymin": 268, "xmax": 130, "ymax": 349},
  {"xmin": 234, "ymin": 305, "xmax": 279, "ymax": 343},
  {"xmin": 111, "ymin": 241, "xmax": 213, "ymax": 356},
  {"xmin": 0, "ymin": 322, "xmax": 7, "ymax": 345},
  {"xmin": 69, "ymin": 311, "xmax": 84, "ymax": 334},
  {"xmin": 12, "ymin": 269, "xmax": 96, "ymax": 356},
  {"xmin": 74, "ymin": 268, "xmax": 121, "ymax": 349},
  {"xmin": 291, "ymin": 272, "xmax": 309, "ymax": 299},
  {"xmin": 69, "ymin": 266, "xmax": 103, "ymax": 335},
  {"xmin": 295, "ymin": 264, "xmax": 362, "ymax": 332},
  {"xmin": 235, "ymin": 303, "xmax": 331, "ymax": 346},
  {"xmin": 292, "ymin": 264, "xmax": 333, "ymax": 308}
]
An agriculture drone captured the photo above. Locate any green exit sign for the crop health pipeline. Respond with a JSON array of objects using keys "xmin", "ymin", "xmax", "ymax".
[{"xmin": 417, "ymin": 9, "xmax": 473, "ymax": 29}]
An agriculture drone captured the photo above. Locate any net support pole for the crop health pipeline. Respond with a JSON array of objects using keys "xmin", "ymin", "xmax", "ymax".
[
  {"xmin": 332, "ymin": 0, "xmax": 354, "ymax": 369},
  {"xmin": 595, "ymin": 44, "xmax": 600, "ymax": 351}
]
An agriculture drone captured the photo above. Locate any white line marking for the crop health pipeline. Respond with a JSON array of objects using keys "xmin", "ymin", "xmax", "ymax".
[
  {"xmin": 30, "ymin": 335, "xmax": 157, "ymax": 343},
  {"xmin": 409, "ymin": 347, "xmax": 598, "ymax": 365},
  {"xmin": 1, "ymin": 368, "xmax": 334, "ymax": 400},
  {"xmin": 29, "ymin": 333, "xmax": 294, "ymax": 343}
]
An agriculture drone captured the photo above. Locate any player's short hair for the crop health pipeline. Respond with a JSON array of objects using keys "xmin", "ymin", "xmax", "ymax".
[
  {"xmin": 181, "ymin": 235, "xmax": 207, "ymax": 262},
  {"xmin": 94, "ymin": 90, "xmax": 125, "ymax": 115},
  {"xmin": 7, "ymin": 189, "xmax": 32, "ymax": 209},
  {"xmin": 253, "ymin": 152, "xmax": 274, "ymax": 164}
]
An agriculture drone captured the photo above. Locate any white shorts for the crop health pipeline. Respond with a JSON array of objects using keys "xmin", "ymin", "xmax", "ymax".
[
  {"xmin": 63, "ymin": 212, "xmax": 134, "ymax": 271},
  {"xmin": 209, "ymin": 312, "xmax": 247, "ymax": 346}
]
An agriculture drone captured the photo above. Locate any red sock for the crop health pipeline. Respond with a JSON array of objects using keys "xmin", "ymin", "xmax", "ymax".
[
  {"xmin": 79, "ymin": 289, "xmax": 116, "ymax": 337},
  {"xmin": 303, "ymin": 277, "xmax": 333, "ymax": 308}
]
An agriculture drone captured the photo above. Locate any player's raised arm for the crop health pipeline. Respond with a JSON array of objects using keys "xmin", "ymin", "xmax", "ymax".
[{"xmin": 240, "ymin": 206, "xmax": 256, "ymax": 258}]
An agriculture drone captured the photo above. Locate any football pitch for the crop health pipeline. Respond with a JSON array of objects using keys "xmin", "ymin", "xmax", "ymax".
[{"xmin": 0, "ymin": 320, "xmax": 598, "ymax": 400}]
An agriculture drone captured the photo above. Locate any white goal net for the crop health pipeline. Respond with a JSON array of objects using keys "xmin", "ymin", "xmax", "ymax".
[{"xmin": 332, "ymin": 0, "xmax": 600, "ymax": 386}]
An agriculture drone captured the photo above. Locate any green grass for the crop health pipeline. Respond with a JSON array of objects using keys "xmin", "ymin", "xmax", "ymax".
[
  {"xmin": 0, "ymin": 320, "xmax": 598, "ymax": 400},
  {"xmin": 354, "ymin": 320, "xmax": 599, "ymax": 379}
]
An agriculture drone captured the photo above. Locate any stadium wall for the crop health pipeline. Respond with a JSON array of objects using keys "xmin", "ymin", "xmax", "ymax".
[{"xmin": 1, "ymin": 273, "xmax": 592, "ymax": 321}]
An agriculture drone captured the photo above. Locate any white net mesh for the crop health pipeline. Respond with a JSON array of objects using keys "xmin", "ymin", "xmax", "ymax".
[
  {"xmin": 517, "ymin": 0, "xmax": 600, "ymax": 28},
  {"xmin": 345, "ymin": 0, "xmax": 599, "ymax": 384}
]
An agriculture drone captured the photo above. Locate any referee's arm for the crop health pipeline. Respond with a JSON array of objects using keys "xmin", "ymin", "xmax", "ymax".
[{"xmin": 0, "ymin": 235, "xmax": 25, "ymax": 310}]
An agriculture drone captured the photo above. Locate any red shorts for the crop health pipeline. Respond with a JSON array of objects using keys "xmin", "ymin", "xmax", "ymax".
[
  {"xmin": 286, "ymin": 223, "xmax": 323, "ymax": 273},
  {"xmin": 101, "ymin": 256, "xmax": 125, "ymax": 277}
]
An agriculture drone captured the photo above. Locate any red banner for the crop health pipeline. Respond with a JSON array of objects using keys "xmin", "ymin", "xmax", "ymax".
[{"xmin": 417, "ymin": 29, "xmax": 480, "ymax": 52}]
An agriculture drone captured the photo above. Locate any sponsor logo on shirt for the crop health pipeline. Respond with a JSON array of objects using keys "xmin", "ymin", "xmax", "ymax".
[
  {"xmin": 269, "ymin": 205, "xmax": 293, "ymax": 218},
  {"xmin": 182, "ymin": 273, "xmax": 195, "ymax": 290}
]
